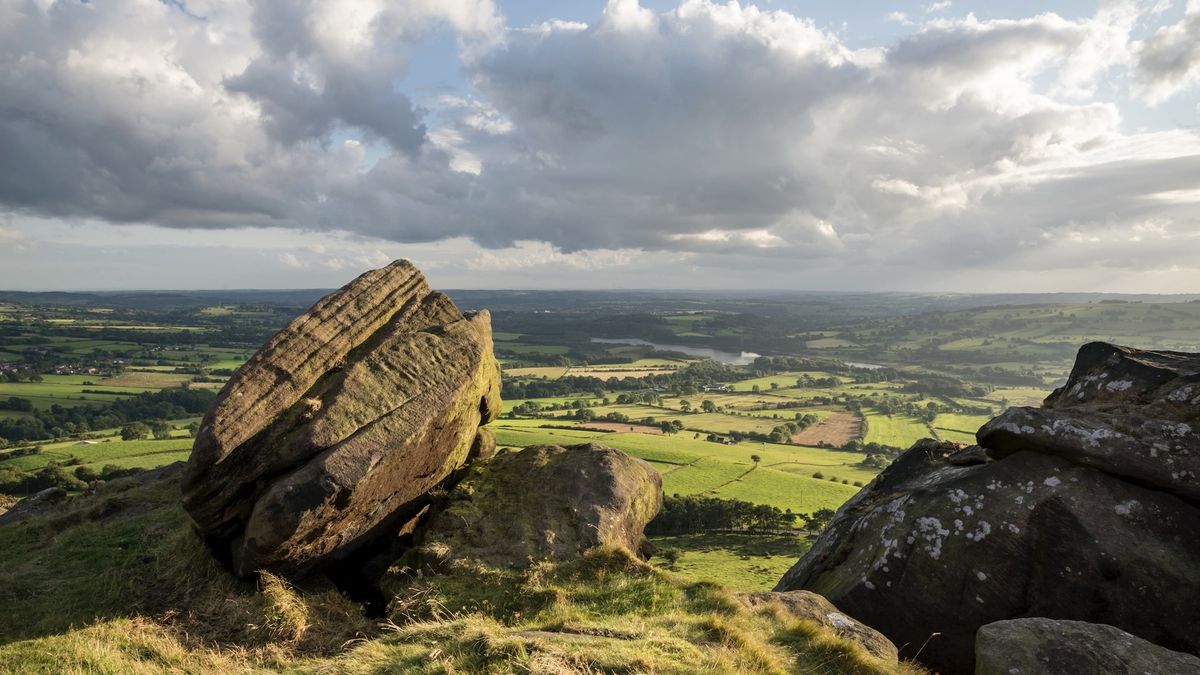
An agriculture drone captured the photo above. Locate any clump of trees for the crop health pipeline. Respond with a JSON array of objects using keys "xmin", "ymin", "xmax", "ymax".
[
  {"xmin": 647, "ymin": 494, "xmax": 837, "ymax": 535},
  {"xmin": 0, "ymin": 388, "xmax": 216, "ymax": 443}
]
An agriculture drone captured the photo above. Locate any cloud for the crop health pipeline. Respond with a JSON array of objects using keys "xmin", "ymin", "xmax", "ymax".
[
  {"xmin": 0, "ymin": 0, "xmax": 1198, "ymax": 290},
  {"xmin": 1134, "ymin": 0, "xmax": 1200, "ymax": 103}
]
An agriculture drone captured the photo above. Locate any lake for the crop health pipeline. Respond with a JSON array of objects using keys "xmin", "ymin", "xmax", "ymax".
[{"xmin": 590, "ymin": 338, "xmax": 762, "ymax": 366}]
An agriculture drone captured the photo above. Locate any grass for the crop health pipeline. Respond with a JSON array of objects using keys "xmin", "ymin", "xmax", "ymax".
[
  {"xmin": 862, "ymin": 408, "xmax": 932, "ymax": 449},
  {"xmin": 491, "ymin": 429, "xmax": 876, "ymax": 515},
  {"xmin": 0, "ymin": 436, "xmax": 196, "ymax": 474},
  {"xmin": 650, "ymin": 533, "xmax": 811, "ymax": 591},
  {"xmin": 932, "ymin": 413, "xmax": 991, "ymax": 445},
  {"xmin": 0, "ymin": 472, "xmax": 921, "ymax": 675}
]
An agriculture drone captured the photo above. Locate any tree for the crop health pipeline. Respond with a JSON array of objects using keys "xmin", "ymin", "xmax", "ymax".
[
  {"xmin": 120, "ymin": 422, "xmax": 149, "ymax": 441},
  {"xmin": 679, "ymin": 399, "xmax": 691, "ymax": 413},
  {"xmin": 750, "ymin": 454, "xmax": 761, "ymax": 465},
  {"xmin": 805, "ymin": 508, "xmax": 836, "ymax": 531},
  {"xmin": 149, "ymin": 420, "xmax": 172, "ymax": 440},
  {"xmin": 701, "ymin": 399, "xmax": 717, "ymax": 413}
]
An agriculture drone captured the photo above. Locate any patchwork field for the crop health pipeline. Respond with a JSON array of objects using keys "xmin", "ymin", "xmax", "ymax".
[
  {"xmin": 862, "ymin": 408, "xmax": 932, "ymax": 448},
  {"xmin": 791, "ymin": 411, "xmax": 861, "ymax": 447}
]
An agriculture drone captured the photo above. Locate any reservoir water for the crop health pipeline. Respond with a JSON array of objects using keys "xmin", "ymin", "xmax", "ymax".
[{"xmin": 590, "ymin": 338, "xmax": 761, "ymax": 366}]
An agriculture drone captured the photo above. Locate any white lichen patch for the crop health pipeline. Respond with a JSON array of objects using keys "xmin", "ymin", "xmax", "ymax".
[
  {"xmin": 976, "ymin": 571, "xmax": 988, "ymax": 581},
  {"xmin": 965, "ymin": 521, "xmax": 992, "ymax": 542},
  {"xmin": 1114, "ymin": 500, "xmax": 1139, "ymax": 516},
  {"xmin": 914, "ymin": 516, "xmax": 950, "ymax": 559},
  {"xmin": 1043, "ymin": 476, "xmax": 1061, "ymax": 487},
  {"xmin": 1040, "ymin": 419, "xmax": 1121, "ymax": 448},
  {"xmin": 1104, "ymin": 379, "xmax": 1134, "ymax": 392},
  {"xmin": 1168, "ymin": 384, "xmax": 1195, "ymax": 402}
]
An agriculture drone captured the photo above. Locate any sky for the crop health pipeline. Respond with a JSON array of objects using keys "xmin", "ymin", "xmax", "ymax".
[{"xmin": 1, "ymin": 0, "xmax": 1199, "ymax": 292}]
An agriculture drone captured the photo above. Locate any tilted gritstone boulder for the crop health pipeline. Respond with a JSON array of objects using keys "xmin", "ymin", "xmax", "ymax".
[
  {"xmin": 416, "ymin": 443, "xmax": 663, "ymax": 569},
  {"xmin": 774, "ymin": 343, "xmax": 1200, "ymax": 674},
  {"xmin": 976, "ymin": 619, "xmax": 1200, "ymax": 675},
  {"xmin": 181, "ymin": 260, "xmax": 501, "ymax": 578}
]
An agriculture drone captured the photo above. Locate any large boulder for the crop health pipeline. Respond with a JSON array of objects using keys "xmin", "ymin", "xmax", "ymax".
[
  {"xmin": 976, "ymin": 619, "xmax": 1200, "ymax": 675},
  {"xmin": 416, "ymin": 443, "xmax": 663, "ymax": 569},
  {"xmin": 181, "ymin": 260, "xmax": 501, "ymax": 578},
  {"xmin": 979, "ymin": 342, "xmax": 1199, "ymax": 501},
  {"xmin": 775, "ymin": 343, "xmax": 1200, "ymax": 674}
]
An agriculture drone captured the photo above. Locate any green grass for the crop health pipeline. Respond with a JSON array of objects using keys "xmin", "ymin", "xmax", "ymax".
[
  {"xmin": 0, "ymin": 435, "xmax": 196, "ymax": 473},
  {"xmin": 650, "ymin": 533, "xmax": 811, "ymax": 591},
  {"xmin": 489, "ymin": 423, "xmax": 879, "ymax": 515},
  {"xmin": 862, "ymin": 408, "xmax": 932, "ymax": 448},
  {"xmin": 932, "ymin": 413, "xmax": 992, "ymax": 445},
  {"xmin": 0, "ymin": 474, "xmax": 919, "ymax": 675}
]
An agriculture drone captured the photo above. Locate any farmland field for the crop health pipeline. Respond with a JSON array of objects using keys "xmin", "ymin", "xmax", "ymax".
[
  {"xmin": 862, "ymin": 407, "xmax": 932, "ymax": 448},
  {"xmin": 649, "ymin": 533, "xmax": 810, "ymax": 591},
  {"xmin": 3, "ymin": 284, "xmax": 1198, "ymax": 595}
]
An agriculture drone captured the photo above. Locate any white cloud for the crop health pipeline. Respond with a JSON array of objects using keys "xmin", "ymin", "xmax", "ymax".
[
  {"xmin": 1134, "ymin": 0, "xmax": 1200, "ymax": 103},
  {"xmin": 0, "ymin": 0, "xmax": 1198, "ymax": 291}
]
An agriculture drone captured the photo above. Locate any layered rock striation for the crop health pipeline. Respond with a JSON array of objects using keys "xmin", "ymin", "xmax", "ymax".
[
  {"xmin": 181, "ymin": 260, "xmax": 501, "ymax": 578},
  {"xmin": 775, "ymin": 342, "xmax": 1200, "ymax": 673}
]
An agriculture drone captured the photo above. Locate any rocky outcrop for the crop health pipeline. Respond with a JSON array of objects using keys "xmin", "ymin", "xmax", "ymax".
[
  {"xmin": 979, "ymin": 342, "xmax": 1199, "ymax": 501},
  {"xmin": 181, "ymin": 260, "xmax": 501, "ymax": 578},
  {"xmin": 976, "ymin": 619, "xmax": 1200, "ymax": 675},
  {"xmin": 0, "ymin": 486, "xmax": 67, "ymax": 526},
  {"xmin": 416, "ymin": 443, "xmax": 662, "ymax": 569},
  {"xmin": 774, "ymin": 343, "xmax": 1200, "ymax": 674},
  {"xmin": 739, "ymin": 590, "xmax": 898, "ymax": 663}
]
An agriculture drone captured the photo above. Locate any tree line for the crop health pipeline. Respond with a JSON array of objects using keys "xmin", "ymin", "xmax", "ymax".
[{"xmin": 0, "ymin": 388, "xmax": 216, "ymax": 444}]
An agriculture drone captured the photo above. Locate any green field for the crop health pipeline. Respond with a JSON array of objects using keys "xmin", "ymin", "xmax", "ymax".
[
  {"xmin": 862, "ymin": 407, "xmax": 932, "ymax": 448},
  {"xmin": 649, "ymin": 532, "xmax": 810, "ymax": 591},
  {"xmin": 932, "ymin": 412, "xmax": 992, "ymax": 444},
  {"xmin": 0, "ymin": 437, "xmax": 194, "ymax": 473},
  {"xmin": 491, "ymin": 422, "xmax": 874, "ymax": 514}
]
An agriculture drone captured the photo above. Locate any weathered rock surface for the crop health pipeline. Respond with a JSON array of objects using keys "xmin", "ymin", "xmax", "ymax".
[
  {"xmin": 775, "ymin": 343, "xmax": 1200, "ymax": 674},
  {"xmin": 417, "ymin": 443, "xmax": 663, "ymax": 569},
  {"xmin": 0, "ymin": 486, "xmax": 67, "ymax": 526},
  {"xmin": 980, "ymin": 342, "xmax": 1199, "ymax": 500},
  {"xmin": 181, "ymin": 260, "xmax": 501, "ymax": 578},
  {"xmin": 976, "ymin": 618, "xmax": 1200, "ymax": 675},
  {"xmin": 739, "ymin": 590, "xmax": 898, "ymax": 662}
]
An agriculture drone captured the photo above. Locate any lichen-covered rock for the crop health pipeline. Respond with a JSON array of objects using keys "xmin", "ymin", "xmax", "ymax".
[
  {"xmin": 181, "ymin": 260, "xmax": 501, "ymax": 578},
  {"xmin": 773, "ymin": 343, "xmax": 1200, "ymax": 673},
  {"xmin": 976, "ymin": 619, "xmax": 1200, "ymax": 675},
  {"xmin": 1041, "ymin": 342, "xmax": 1200, "ymax": 415},
  {"xmin": 980, "ymin": 342, "xmax": 1199, "ymax": 500},
  {"xmin": 416, "ymin": 443, "xmax": 662, "ymax": 569},
  {"xmin": 979, "ymin": 406, "xmax": 1199, "ymax": 500},
  {"xmin": 739, "ymin": 590, "xmax": 898, "ymax": 662}
]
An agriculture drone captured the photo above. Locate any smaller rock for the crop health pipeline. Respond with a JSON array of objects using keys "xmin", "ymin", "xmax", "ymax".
[
  {"xmin": 0, "ymin": 487, "xmax": 67, "ymax": 527},
  {"xmin": 1044, "ymin": 342, "xmax": 1200, "ymax": 416},
  {"xmin": 417, "ymin": 443, "xmax": 662, "ymax": 569},
  {"xmin": 740, "ymin": 590, "xmax": 898, "ymax": 662},
  {"xmin": 946, "ymin": 445, "xmax": 991, "ymax": 466},
  {"xmin": 976, "ymin": 618, "xmax": 1200, "ymax": 675}
]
